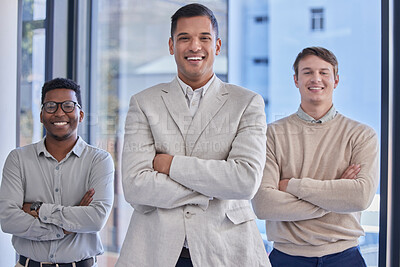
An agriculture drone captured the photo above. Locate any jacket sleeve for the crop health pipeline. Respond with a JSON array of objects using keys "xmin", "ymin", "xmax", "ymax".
[
  {"xmin": 38, "ymin": 154, "xmax": 114, "ymax": 233},
  {"xmin": 252, "ymin": 130, "xmax": 330, "ymax": 221},
  {"xmin": 0, "ymin": 151, "xmax": 65, "ymax": 241},
  {"xmin": 285, "ymin": 128, "xmax": 379, "ymax": 213},
  {"xmin": 169, "ymin": 94, "xmax": 267, "ymax": 200},
  {"xmin": 122, "ymin": 95, "xmax": 210, "ymax": 210}
]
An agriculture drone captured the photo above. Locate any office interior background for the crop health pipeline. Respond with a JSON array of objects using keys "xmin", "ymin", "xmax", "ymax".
[{"xmin": 0, "ymin": 0, "xmax": 399, "ymax": 266}]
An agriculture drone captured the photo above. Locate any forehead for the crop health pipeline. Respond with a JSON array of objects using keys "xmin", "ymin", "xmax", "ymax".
[
  {"xmin": 298, "ymin": 55, "xmax": 334, "ymax": 71},
  {"xmin": 175, "ymin": 16, "xmax": 214, "ymax": 35},
  {"xmin": 44, "ymin": 88, "xmax": 77, "ymax": 102}
]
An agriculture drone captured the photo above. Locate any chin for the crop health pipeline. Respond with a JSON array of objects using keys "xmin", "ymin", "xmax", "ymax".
[{"xmin": 50, "ymin": 133, "xmax": 75, "ymax": 141}]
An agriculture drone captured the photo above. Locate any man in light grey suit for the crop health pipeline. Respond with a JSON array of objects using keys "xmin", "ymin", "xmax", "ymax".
[{"xmin": 116, "ymin": 3, "xmax": 270, "ymax": 267}]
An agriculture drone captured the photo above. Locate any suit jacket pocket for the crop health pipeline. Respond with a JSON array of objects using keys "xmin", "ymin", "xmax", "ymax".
[{"xmin": 226, "ymin": 205, "xmax": 257, "ymax": 225}]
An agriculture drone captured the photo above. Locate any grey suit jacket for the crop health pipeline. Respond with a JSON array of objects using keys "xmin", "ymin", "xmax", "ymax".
[{"xmin": 116, "ymin": 77, "xmax": 270, "ymax": 267}]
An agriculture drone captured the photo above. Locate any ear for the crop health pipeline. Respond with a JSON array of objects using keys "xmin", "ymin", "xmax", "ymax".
[
  {"xmin": 215, "ymin": 38, "xmax": 222, "ymax": 55},
  {"xmin": 79, "ymin": 110, "xmax": 84, "ymax": 123},
  {"xmin": 333, "ymin": 74, "xmax": 339, "ymax": 89},
  {"xmin": 168, "ymin": 37, "xmax": 174, "ymax": 55},
  {"xmin": 293, "ymin": 74, "xmax": 299, "ymax": 88}
]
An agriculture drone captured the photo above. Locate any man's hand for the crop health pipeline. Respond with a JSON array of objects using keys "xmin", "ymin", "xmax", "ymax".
[
  {"xmin": 79, "ymin": 188, "xmax": 95, "ymax": 206},
  {"xmin": 153, "ymin": 154, "xmax": 174, "ymax": 175},
  {"xmin": 340, "ymin": 164, "xmax": 361, "ymax": 179},
  {"xmin": 22, "ymin": 203, "xmax": 38, "ymax": 218},
  {"xmin": 64, "ymin": 188, "xmax": 95, "ymax": 235},
  {"xmin": 279, "ymin": 179, "xmax": 290, "ymax": 192}
]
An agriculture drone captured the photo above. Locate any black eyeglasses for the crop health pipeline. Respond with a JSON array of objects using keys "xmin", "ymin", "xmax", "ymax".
[{"xmin": 42, "ymin": 101, "xmax": 81, "ymax": 114}]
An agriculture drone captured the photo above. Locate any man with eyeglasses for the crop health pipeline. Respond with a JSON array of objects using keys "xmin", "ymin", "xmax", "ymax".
[{"xmin": 0, "ymin": 78, "xmax": 114, "ymax": 267}]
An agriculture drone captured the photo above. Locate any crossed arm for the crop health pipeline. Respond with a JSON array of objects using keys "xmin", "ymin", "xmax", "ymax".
[
  {"xmin": 278, "ymin": 164, "xmax": 361, "ymax": 192},
  {"xmin": 0, "ymin": 151, "xmax": 114, "ymax": 241},
  {"xmin": 122, "ymin": 94, "xmax": 267, "ymax": 210},
  {"xmin": 22, "ymin": 188, "xmax": 95, "ymax": 234},
  {"xmin": 252, "ymin": 128, "xmax": 379, "ymax": 222}
]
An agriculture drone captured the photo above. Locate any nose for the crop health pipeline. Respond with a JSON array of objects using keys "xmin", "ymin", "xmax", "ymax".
[
  {"xmin": 54, "ymin": 103, "xmax": 66, "ymax": 116},
  {"xmin": 189, "ymin": 38, "xmax": 201, "ymax": 52},
  {"xmin": 311, "ymin": 73, "xmax": 322, "ymax": 82}
]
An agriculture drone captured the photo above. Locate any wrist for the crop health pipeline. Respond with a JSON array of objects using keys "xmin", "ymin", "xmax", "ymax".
[{"xmin": 30, "ymin": 201, "xmax": 43, "ymax": 217}]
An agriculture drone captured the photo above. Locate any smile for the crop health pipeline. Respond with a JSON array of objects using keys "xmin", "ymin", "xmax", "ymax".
[
  {"xmin": 309, "ymin": 87, "xmax": 324, "ymax": 90},
  {"xmin": 53, "ymin": 122, "xmax": 68, "ymax": 126},
  {"xmin": 186, "ymin": 56, "xmax": 204, "ymax": 61}
]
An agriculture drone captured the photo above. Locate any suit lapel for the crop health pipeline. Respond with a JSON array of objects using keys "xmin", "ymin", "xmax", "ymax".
[
  {"xmin": 160, "ymin": 78, "xmax": 192, "ymax": 139},
  {"xmin": 185, "ymin": 78, "xmax": 229, "ymax": 155}
]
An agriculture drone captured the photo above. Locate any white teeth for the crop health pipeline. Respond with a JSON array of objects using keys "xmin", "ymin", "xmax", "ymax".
[
  {"xmin": 187, "ymin": 57, "xmax": 203, "ymax": 61},
  {"xmin": 309, "ymin": 87, "xmax": 323, "ymax": 90},
  {"xmin": 54, "ymin": 122, "xmax": 67, "ymax": 126}
]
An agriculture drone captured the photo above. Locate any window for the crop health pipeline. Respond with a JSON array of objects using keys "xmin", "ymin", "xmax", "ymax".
[
  {"xmin": 311, "ymin": 8, "xmax": 324, "ymax": 31},
  {"xmin": 19, "ymin": 0, "xmax": 47, "ymax": 146}
]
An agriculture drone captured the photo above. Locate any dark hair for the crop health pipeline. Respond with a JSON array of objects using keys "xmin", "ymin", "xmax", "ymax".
[
  {"xmin": 41, "ymin": 78, "xmax": 82, "ymax": 107},
  {"xmin": 293, "ymin": 46, "xmax": 338, "ymax": 78},
  {"xmin": 171, "ymin": 3, "xmax": 219, "ymax": 39}
]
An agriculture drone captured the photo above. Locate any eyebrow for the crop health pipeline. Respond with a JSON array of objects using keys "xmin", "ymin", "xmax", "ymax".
[
  {"xmin": 176, "ymin": 32, "xmax": 212, "ymax": 37},
  {"xmin": 301, "ymin": 67, "xmax": 331, "ymax": 72}
]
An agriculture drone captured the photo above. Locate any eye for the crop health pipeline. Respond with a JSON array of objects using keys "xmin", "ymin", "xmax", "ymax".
[
  {"xmin": 45, "ymin": 102, "xmax": 57, "ymax": 109},
  {"xmin": 63, "ymin": 102, "xmax": 75, "ymax": 110}
]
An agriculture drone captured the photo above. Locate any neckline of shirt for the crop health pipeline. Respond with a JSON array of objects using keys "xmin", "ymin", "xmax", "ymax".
[{"xmin": 177, "ymin": 74, "xmax": 216, "ymax": 98}]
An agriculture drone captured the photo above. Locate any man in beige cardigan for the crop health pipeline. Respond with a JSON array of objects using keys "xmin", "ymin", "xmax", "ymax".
[
  {"xmin": 117, "ymin": 3, "xmax": 270, "ymax": 267},
  {"xmin": 253, "ymin": 47, "xmax": 379, "ymax": 267}
]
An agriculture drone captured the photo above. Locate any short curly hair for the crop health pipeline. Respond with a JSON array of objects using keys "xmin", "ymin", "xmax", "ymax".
[{"xmin": 41, "ymin": 78, "xmax": 82, "ymax": 107}]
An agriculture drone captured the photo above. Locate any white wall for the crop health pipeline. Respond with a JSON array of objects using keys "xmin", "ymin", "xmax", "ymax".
[
  {"xmin": 0, "ymin": 0, "xmax": 18, "ymax": 266},
  {"xmin": 0, "ymin": 0, "xmax": 18, "ymax": 265}
]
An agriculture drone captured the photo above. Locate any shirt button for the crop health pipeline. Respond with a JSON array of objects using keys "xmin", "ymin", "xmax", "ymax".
[
  {"xmin": 185, "ymin": 212, "xmax": 191, "ymax": 218},
  {"xmin": 55, "ymin": 188, "xmax": 59, "ymax": 192},
  {"xmin": 56, "ymin": 166, "xmax": 59, "ymax": 170},
  {"xmin": 56, "ymin": 234, "xmax": 60, "ymax": 238},
  {"xmin": 50, "ymin": 254, "xmax": 54, "ymax": 258},
  {"xmin": 44, "ymin": 216, "xmax": 47, "ymax": 221},
  {"xmin": 60, "ymin": 223, "xmax": 63, "ymax": 227}
]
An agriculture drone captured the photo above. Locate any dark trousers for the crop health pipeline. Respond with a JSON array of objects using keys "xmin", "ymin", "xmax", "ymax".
[
  {"xmin": 175, "ymin": 257, "xmax": 193, "ymax": 267},
  {"xmin": 269, "ymin": 246, "xmax": 367, "ymax": 267}
]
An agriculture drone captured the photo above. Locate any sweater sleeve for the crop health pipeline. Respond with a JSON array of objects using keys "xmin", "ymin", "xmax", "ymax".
[
  {"xmin": 286, "ymin": 127, "xmax": 379, "ymax": 213},
  {"xmin": 252, "ymin": 129, "xmax": 330, "ymax": 221}
]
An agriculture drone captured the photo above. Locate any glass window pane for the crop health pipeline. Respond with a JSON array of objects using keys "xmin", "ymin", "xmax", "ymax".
[{"xmin": 20, "ymin": 0, "xmax": 46, "ymax": 147}]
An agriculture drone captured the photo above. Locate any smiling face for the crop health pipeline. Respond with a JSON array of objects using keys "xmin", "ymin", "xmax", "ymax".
[
  {"xmin": 169, "ymin": 16, "xmax": 221, "ymax": 89},
  {"xmin": 294, "ymin": 55, "xmax": 339, "ymax": 112},
  {"xmin": 40, "ymin": 88, "xmax": 84, "ymax": 143}
]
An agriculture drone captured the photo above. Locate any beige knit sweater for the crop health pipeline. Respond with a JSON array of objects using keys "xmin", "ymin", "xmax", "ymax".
[{"xmin": 252, "ymin": 113, "xmax": 379, "ymax": 257}]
